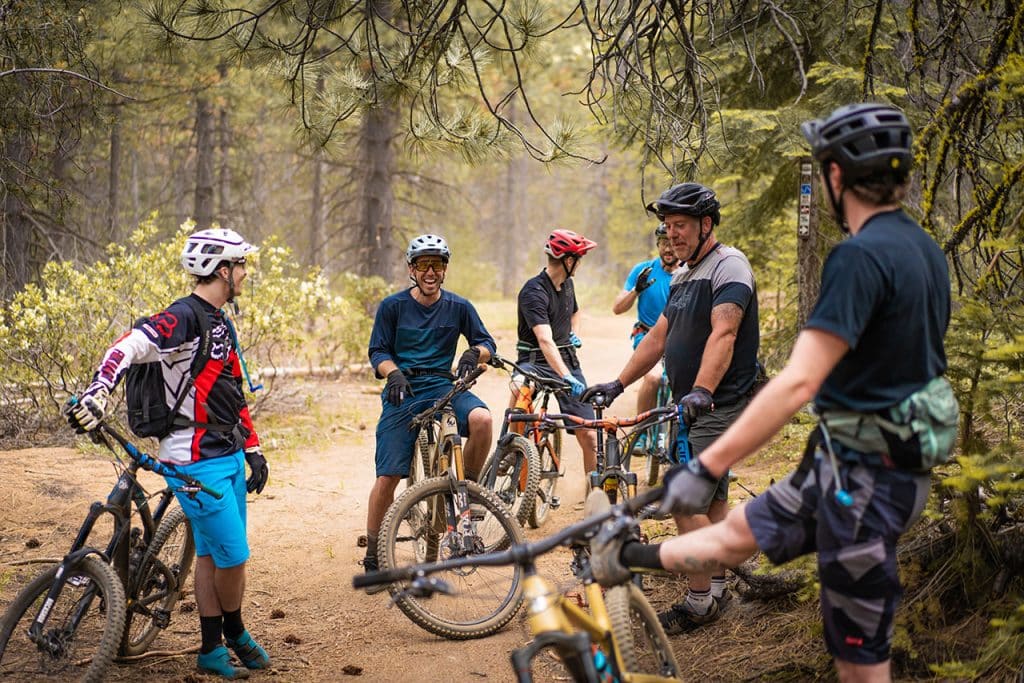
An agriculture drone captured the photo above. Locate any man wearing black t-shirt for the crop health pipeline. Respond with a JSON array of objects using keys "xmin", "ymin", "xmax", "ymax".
[
  {"xmin": 595, "ymin": 104, "xmax": 951, "ymax": 683},
  {"xmin": 515, "ymin": 229, "xmax": 599, "ymax": 475},
  {"xmin": 583, "ymin": 182, "xmax": 760, "ymax": 633}
]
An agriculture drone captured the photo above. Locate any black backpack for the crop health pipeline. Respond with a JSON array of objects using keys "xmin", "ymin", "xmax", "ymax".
[{"xmin": 125, "ymin": 297, "xmax": 213, "ymax": 439}]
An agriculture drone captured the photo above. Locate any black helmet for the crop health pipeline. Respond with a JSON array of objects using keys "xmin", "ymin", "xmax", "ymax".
[
  {"xmin": 645, "ymin": 183, "xmax": 721, "ymax": 226},
  {"xmin": 654, "ymin": 223, "xmax": 667, "ymax": 237},
  {"xmin": 800, "ymin": 103, "xmax": 912, "ymax": 183}
]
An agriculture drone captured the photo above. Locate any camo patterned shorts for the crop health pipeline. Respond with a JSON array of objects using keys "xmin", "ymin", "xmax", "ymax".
[{"xmin": 744, "ymin": 449, "xmax": 930, "ymax": 664}]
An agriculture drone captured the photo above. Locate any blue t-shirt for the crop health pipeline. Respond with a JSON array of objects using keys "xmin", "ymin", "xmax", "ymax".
[
  {"xmin": 623, "ymin": 258, "xmax": 674, "ymax": 328},
  {"xmin": 807, "ymin": 209, "xmax": 950, "ymax": 412},
  {"xmin": 663, "ymin": 245, "xmax": 759, "ymax": 405},
  {"xmin": 368, "ymin": 289, "xmax": 496, "ymax": 381}
]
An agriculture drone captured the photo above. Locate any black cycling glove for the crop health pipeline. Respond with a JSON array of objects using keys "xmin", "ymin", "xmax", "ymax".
[
  {"xmin": 385, "ymin": 369, "xmax": 413, "ymax": 406},
  {"xmin": 581, "ymin": 379, "xmax": 624, "ymax": 406},
  {"xmin": 634, "ymin": 265, "xmax": 654, "ymax": 293},
  {"xmin": 678, "ymin": 386, "xmax": 714, "ymax": 424},
  {"xmin": 456, "ymin": 347, "xmax": 482, "ymax": 380}
]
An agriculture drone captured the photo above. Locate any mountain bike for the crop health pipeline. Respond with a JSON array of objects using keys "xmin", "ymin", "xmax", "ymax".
[
  {"xmin": 0, "ymin": 417, "xmax": 218, "ymax": 682},
  {"xmin": 480, "ymin": 354, "xmax": 571, "ymax": 528},
  {"xmin": 622, "ymin": 366, "xmax": 675, "ymax": 486},
  {"xmin": 376, "ymin": 365, "xmax": 525, "ymax": 640},
  {"xmin": 355, "ymin": 486, "xmax": 680, "ymax": 682}
]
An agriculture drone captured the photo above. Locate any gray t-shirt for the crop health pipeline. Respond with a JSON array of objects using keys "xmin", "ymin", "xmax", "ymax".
[{"xmin": 663, "ymin": 244, "xmax": 760, "ymax": 405}]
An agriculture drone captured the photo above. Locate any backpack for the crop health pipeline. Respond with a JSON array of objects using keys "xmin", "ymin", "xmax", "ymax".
[{"xmin": 125, "ymin": 297, "xmax": 213, "ymax": 439}]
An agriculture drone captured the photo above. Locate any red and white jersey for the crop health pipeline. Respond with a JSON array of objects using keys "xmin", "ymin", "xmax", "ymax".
[{"xmin": 91, "ymin": 294, "xmax": 259, "ymax": 465}]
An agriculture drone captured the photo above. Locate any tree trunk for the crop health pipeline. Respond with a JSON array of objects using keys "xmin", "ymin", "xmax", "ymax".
[
  {"xmin": 194, "ymin": 96, "xmax": 215, "ymax": 230},
  {"xmin": 796, "ymin": 157, "xmax": 821, "ymax": 329},
  {"xmin": 357, "ymin": 105, "xmax": 397, "ymax": 279},
  {"xmin": 107, "ymin": 116, "xmax": 121, "ymax": 239},
  {"xmin": 589, "ymin": 145, "xmax": 611, "ymax": 270},
  {"xmin": 1, "ymin": 131, "xmax": 34, "ymax": 299},
  {"xmin": 217, "ymin": 63, "xmax": 231, "ymax": 227},
  {"xmin": 309, "ymin": 70, "xmax": 326, "ymax": 273}
]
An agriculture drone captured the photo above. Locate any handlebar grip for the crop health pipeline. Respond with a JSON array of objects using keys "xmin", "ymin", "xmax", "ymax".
[
  {"xmin": 201, "ymin": 484, "xmax": 225, "ymax": 500},
  {"xmin": 352, "ymin": 567, "xmax": 411, "ymax": 589}
]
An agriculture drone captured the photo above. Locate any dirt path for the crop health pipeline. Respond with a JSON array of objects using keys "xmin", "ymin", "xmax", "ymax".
[{"xmin": 0, "ymin": 309, "xmax": 786, "ymax": 682}]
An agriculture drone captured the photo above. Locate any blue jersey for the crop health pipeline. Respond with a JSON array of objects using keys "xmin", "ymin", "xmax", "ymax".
[
  {"xmin": 623, "ymin": 258, "xmax": 673, "ymax": 328},
  {"xmin": 368, "ymin": 289, "xmax": 496, "ymax": 380}
]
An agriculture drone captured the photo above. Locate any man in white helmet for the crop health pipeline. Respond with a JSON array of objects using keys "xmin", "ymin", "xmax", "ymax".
[
  {"xmin": 67, "ymin": 228, "xmax": 271, "ymax": 678},
  {"xmin": 362, "ymin": 234, "xmax": 496, "ymax": 587}
]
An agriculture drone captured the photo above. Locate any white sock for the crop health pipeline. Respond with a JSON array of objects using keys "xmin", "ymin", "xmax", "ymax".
[
  {"xmin": 711, "ymin": 575, "xmax": 727, "ymax": 599},
  {"xmin": 685, "ymin": 588, "xmax": 713, "ymax": 614}
]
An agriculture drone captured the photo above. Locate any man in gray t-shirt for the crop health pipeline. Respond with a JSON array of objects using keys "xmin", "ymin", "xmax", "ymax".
[{"xmin": 583, "ymin": 182, "xmax": 759, "ymax": 634}]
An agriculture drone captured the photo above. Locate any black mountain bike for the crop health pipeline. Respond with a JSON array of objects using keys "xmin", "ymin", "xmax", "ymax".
[{"xmin": 0, "ymin": 418, "xmax": 218, "ymax": 682}]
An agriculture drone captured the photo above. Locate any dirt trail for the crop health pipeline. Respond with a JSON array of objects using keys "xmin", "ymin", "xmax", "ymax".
[{"xmin": 0, "ymin": 309, "xmax": 780, "ymax": 682}]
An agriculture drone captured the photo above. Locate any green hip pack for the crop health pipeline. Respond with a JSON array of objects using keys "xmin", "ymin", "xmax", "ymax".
[{"xmin": 818, "ymin": 376, "xmax": 959, "ymax": 471}]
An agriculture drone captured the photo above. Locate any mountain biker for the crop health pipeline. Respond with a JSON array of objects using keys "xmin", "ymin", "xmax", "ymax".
[
  {"xmin": 583, "ymin": 182, "xmax": 760, "ymax": 633},
  {"xmin": 515, "ymin": 229, "xmax": 600, "ymax": 478},
  {"xmin": 611, "ymin": 222, "xmax": 678, "ymax": 451},
  {"xmin": 362, "ymin": 234, "xmax": 496, "ymax": 587},
  {"xmin": 593, "ymin": 103, "xmax": 952, "ymax": 683},
  {"xmin": 67, "ymin": 228, "xmax": 271, "ymax": 678}
]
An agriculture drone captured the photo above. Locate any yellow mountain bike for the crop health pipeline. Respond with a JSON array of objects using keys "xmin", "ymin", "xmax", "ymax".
[{"xmin": 355, "ymin": 486, "xmax": 680, "ymax": 682}]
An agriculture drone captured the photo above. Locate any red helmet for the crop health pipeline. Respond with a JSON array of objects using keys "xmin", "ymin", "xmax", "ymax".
[{"xmin": 544, "ymin": 230, "xmax": 597, "ymax": 259}]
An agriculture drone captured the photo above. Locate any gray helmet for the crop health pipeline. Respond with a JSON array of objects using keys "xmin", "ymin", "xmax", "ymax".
[
  {"xmin": 800, "ymin": 103, "xmax": 912, "ymax": 183},
  {"xmin": 645, "ymin": 183, "xmax": 721, "ymax": 226},
  {"xmin": 181, "ymin": 228, "xmax": 258, "ymax": 276},
  {"xmin": 406, "ymin": 234, "xmax": 451, "ymax": 264},
  {"xmin": 654, "ymin": 223, "xmax": 668, "ymax": 237}
]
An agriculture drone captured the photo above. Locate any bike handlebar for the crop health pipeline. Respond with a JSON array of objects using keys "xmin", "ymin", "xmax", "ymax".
[
  {"xmin": 488, "ymin": 353, "xmax": 571, "ymax": 395},
  {"xmin": 409, "ymin": 365, "xmax": 487, "ymax": 428},
  {"xmin": 507, "ymin": 404, "xmax": 683, "ymax": 432},
  {"xmin": 352, "ymin": 485, "xmax": 666, "ymax": 589}
]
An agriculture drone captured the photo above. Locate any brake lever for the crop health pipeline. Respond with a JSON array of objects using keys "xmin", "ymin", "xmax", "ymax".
[{"xmin": 389, "ymin": 576, "xmax": 455, "ymax": 603}]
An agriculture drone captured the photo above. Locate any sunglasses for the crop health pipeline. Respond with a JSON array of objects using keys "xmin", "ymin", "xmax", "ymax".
[{"xmin": 412, "ymin": 259, "xmax": 447, "ymax": 273}]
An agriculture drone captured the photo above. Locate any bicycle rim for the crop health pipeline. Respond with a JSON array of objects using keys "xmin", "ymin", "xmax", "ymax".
[
  {"xmin": 378, "ymin": 478, "xmax": 524, "ymax": 640},
  {"xmin": 529, "ymin": 433, "xmax": 563, "ymax": 529},
  {"xmin": 0, "ymin": 555, "xmax": 126, "ymax": 683},
  {"xmin": 606, "ymin": 583, "xmax": 680, "ymax": 678},
  {"xmin": 120, "ymin": 506, "xmax": 195, "ymax": 657},
  {"xmin": 483, "ymin": 435, "xmax": 540, "ymax": 527}
]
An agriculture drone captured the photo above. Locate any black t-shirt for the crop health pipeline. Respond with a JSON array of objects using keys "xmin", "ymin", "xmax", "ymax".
[
  {"xmin": 663, "ymin": 245, "xmax": 760, "ymax": 405},
  {"xmin": 516, "ymin": 270, "xmax": 578, "ymax": 366},
  {"xmin": 808, "ymin": 209, "xmax": 950, "ymax": 412}
]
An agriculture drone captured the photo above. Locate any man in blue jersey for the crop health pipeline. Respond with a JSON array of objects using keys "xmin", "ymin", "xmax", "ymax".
[
  {"xmin": 612, "ymin": 223, "xmax": 677, "ymax": 445},
  {"xmin": 362, "ymin": 234, "xmax": 496, "ymax": 585}
]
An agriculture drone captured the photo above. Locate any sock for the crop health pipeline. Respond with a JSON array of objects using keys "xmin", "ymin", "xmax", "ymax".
[
  {"xmin": 621, "ymin": 541, "xmax": 663, "ymax": 570},
  {"xmin": 223, "ymin": 608, "xmax": 245, "ymax": 641},
  {"xmin": 200, "ymin": 615, "xmax": 224, "ymax": 654},
  {"xmin": 464, "ymin": 468, "xmax": 479, "ymax": 483},
  {"xmin": 365, "ymin": 532, "xmax": 378, "ymax": 562},
  {"xmin": 711, "ymin": 575, "xmax": 727, "ymax": 599},
  {"xmin": 684, "ymin": 588, "xmax": 713, "ymax": 615}
]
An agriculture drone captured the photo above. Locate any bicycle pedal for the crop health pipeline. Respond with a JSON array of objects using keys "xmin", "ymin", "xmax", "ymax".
[
  {"xmin": 152, "ymin": 608, "xmax": 171, "ymax": 629},
  {"xmin": 357, "ymin": 534, "xmax": 368, "ymax": 547},
  {"xmin": 549, "ymin": 496, "xmax": 561, "ymax": 510}
]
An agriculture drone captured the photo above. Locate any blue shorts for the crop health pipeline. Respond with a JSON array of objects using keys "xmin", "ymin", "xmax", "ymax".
[
  {"xmin": 744, "ymin": 445, "xmax": 930, "ymax": 664},
  {"xmin": 517, "ymin": 363, "xmax": 595, "ymax": 432},
  {"xmin": 165, "ymin": 451, "xmax": 250, "ymax": 569},
  {"xmin": 375, "ymin": 377, "xmax": 488, "ymax": 477}
]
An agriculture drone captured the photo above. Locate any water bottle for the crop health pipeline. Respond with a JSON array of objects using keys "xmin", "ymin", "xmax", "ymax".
[{"xmin": 591, "ymin": 646, "xmax": 616, "ymax": 682}]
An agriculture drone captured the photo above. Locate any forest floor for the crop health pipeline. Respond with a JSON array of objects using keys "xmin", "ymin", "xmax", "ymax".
[{"xmin": 0, "ymin": 307, "xmax": 1004, "ymax": 682}]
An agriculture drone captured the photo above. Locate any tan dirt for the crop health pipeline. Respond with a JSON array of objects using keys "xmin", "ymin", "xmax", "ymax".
[{"xmin": 0, "ymin": 310, "xmax": 799, "ymax": 682}]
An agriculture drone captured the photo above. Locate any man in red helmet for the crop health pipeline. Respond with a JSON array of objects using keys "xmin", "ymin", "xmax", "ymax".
[
  {"xmin": 514, "ymin": 230, "xmax": 599, "ymax": 479},
  {"xmin": 584, "ymin": 182, "xmax": 761, "ymax": 633}
]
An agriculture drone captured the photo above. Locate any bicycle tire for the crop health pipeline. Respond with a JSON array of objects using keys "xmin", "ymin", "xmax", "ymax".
[
  {"xmin": 529, "ymin": 429, "xmax": 563, "ymax": 529},
  {"xmin": 377, "ymin": 477, "xmax": 524, "ymax": 640},
  {"xmin": 606, "ymin": 582, "xmax": 680, "ymax": 678},
  {"xmin": 481, "ymin": 435, "xmax": 541, "ymax": 527},
  {"xmin": 0, "ymin": 555, "xmax": 127, "ymax": 682},
  {"xmin": 120, "ymin": 506, "xmax": 195, "ymax": 657}
]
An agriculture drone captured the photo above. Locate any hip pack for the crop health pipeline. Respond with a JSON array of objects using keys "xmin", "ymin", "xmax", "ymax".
[{"xmin": 818, "ymin": 376, "xmax": 959, "ymax": 471}]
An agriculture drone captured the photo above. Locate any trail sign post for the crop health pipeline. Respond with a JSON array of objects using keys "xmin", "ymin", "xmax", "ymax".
[{"xmin": 797, "ymin": 157, "xmax": 821, "ymax": 328}]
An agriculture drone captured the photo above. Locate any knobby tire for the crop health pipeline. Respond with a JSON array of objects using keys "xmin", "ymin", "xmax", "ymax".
[
  {"xmin": 529, "ymin": 429, "xmax": 563, "ymax": 529},
  {"xmin": 119, "ymin": 506, "xmax": 195, "ymax": 657},
  {"xmin": 0, "ymin": 555, "xmax": 126, "ymax": 683},
  {"xmin": 605, "ymin": 583, "xmax": 680, "ymax": 678},
  {"xmin": 482, "ymin": 434, "xmax": 541, "ymax": 527},
  {"xmin": 377, "ymin": 477, "xmax": 524, "ymax": 640}
]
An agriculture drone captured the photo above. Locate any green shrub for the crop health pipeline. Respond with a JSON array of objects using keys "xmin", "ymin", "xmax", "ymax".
[{"xmin": 0, "ymin": 217, "xmax": 379, "ymax": 443}]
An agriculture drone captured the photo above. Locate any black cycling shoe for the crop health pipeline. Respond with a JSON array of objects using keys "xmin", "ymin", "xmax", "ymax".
[{"xmin": 360, "ymin": 555, "xmax": 388, "ymax": 596}]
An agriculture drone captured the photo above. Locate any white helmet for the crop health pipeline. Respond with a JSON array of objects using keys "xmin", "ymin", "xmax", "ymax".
[
  {"xmin": 406, "ymin": 234, "xmax": 450, "ymax": 264},
  {"xmin": 181, "ymin": 229, "xmax": 258, "ymax": 276}
]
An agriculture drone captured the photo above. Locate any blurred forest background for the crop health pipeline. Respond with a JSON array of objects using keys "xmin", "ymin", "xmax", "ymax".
[{"xmin": 1, "ymin": 1, "xmax": 1023, "ymax": 677}]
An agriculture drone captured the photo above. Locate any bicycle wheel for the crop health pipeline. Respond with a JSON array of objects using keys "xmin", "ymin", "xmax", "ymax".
[
  {"xmin": 529, "ymin": 429, "xmax": 563, "ymax": 529},
  {"xmin": 0, "ymin": 555, "xmax": 126, "ymax": 682},
  {"xmin": 606, "ymin": 582, "xmax": 680, "ymax": 678},
  {"xmin": 481, "ymin": 435, "xmax": 541, "ymax": 527},
  {"xmin": 378, "ymin": 477, "xmax": 524, "ymax": 640},
  {"xmin": 120, "ymin": 506, "xmax": 195, "ymax": 657}
]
